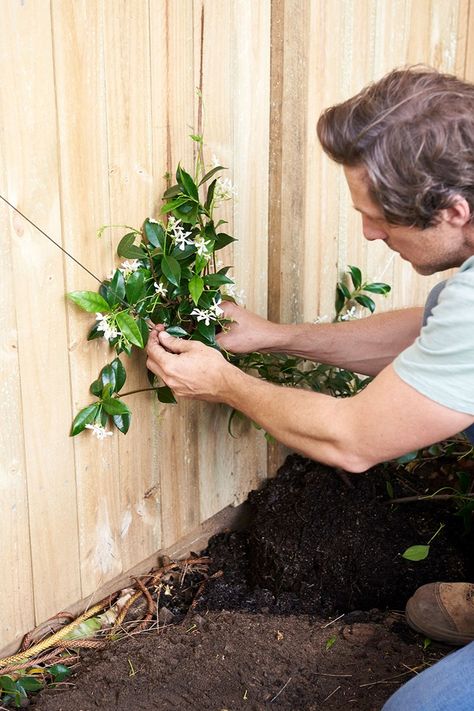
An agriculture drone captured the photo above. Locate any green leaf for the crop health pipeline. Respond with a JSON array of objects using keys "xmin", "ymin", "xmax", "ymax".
[
  {"xmin": 102, "ymin": 397, "xmax": 130, "ymax": 416},
  {"xmin": 156, "ymin": 386, "xmax": 177, "ymax": 404},
  {"xmin": 144, "ymin": 219, "xmax": 166, "ymax": 249},
  {"xmin": 348, "ymin": 265, "xmax": 362, "ymax": 289},
  {"xmin": 162, "ymin": 184, "xmax": 182, "ymax": 200},
  {"xmin": 199, "ymin": 165, "xmax": 225, "ymax": 186},
  {"xmin": 402, "ymin": 544, "xmax": 430, "ymax": 561},
  {"xmin": 178, "ymin": 165, "xmax": 199, "ymax": 202},
  {"xmin": 363, "ymin": 282, "xmax": 391, "ymax": 295},
  {"xmin": 161, "ymin": 196, "xmax": 191, "ymax": 214},
  {"xmin": 125, "ymin": 270, "xmax": 146, "ymax": 304},
  {"xmin": 214, "ymin": 232, "xmax": 237, "ymax": 250},
  {"xmin": 166, "ymin": 325, "xmax": 188, "ymax": 337},
  {"xmin": 17, "ymin": 677, "xmax": 43, "ymax": 692},
  {"xmin": 137, "ymin": 317, "xmax": 149, "ymax": 347},
  {"xmin": 189, "ymin": 274, "xmax": 204, "ymax": 305},
  {"xmin": 112, "ymin": 413, "xmax": 131, "ymax": 434},
  {"xmin": 90, "ymin": 378, "xmax": 103, "ymax": 397},
  {"xmin": 99, "ymin": 364, "xmax": 116, "ymax": 391},
  {"xmin": 111, "ymin": 358, "xmax": 126, "ymax": 391},
  {"xmin": 70, "ymin": 404, "xmax": 100, "ymax": 436},
  {"xmin": 0, "ymin": 676, "xmax": 18, "ymax": 693},
  {"xmin": 335, "ymin": 286, "xmax": 346, "ymax": 315},
  {"xmin": 355, "ymin": 294, "xmax": 376, "ymax": 312},
  {"xmin": 204, "ymin": 273, "xmax": 234, "ymax": 288},
  {"xmin": 396, "ymin": 450, "xmax": 419, "ymax": 464},
  {"xmin": 161, "ymin": 254, "xmax": 181, "ymax": 287},
  {"xmin": 105, "ymin": 269, "xmax": 126, "ymax": 308},
  {"xmin": 116, "ymin": 312, "xmax": 144, "ymax": 347},
  {"xmin": 117, "ymin": 233, "xmax": 146, "ymax": 259},
  {"xmin": 325, "ymin": 636, "xmax": 337, "ymax": 651},
  {"xmin": 68, "ymin": 291, "xmax": 111, "ymax": 313},
  {"xmin": 174, "ymin": 201, "xmax": 198, "ymax": 226},
  {"xmin": 48, "ymin": 664, "xmax": 71, "ymax": 682}
]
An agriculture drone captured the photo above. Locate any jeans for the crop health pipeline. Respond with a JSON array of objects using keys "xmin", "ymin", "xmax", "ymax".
[{"xmin": 382, "ymin": 641, "xmax": 474, "ymax": 710}]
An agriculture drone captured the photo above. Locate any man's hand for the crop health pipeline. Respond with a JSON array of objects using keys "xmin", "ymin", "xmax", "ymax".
[
  {"xmin": 146, "ymin": 328, "xmax": 235, "ymax": 401},
  {"xmin": 216, "ymin": 301, "xmax": 285, "ymax": 354}
]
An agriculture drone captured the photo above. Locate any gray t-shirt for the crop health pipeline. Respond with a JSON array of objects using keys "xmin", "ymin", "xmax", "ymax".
[{"xmin": 393, "ymin": 256, "xmax": 474, "ymax": 423}]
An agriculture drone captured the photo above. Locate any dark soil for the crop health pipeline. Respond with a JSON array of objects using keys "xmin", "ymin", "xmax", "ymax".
[{"xmin": 33, "ymin": 453, "xmax": 474, "ymax": 711}]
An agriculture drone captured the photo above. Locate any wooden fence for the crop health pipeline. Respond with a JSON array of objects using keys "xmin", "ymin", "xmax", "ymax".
[{"xmin": 0, "ymin": 0, "xmax": 471, "ymax": 655}]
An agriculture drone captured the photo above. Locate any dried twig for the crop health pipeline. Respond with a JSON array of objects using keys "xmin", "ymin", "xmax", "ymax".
[{"xmin": 270, "ymin": 677, "xmax": 292, "ymax": 702}]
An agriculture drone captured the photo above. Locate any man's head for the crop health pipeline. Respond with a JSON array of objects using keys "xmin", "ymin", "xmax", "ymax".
[{"xmin": 317, "ymin": 67, "xmax": 474, "ymax": 272}]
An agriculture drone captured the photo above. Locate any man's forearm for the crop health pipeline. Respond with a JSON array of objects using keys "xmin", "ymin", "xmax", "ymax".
[{"xmin": 263, "ymin": 308, "xmax": 423, "ymax": 376}]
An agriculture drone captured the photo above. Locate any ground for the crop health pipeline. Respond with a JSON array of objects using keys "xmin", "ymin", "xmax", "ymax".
[{"xmin": 32, "ymin": 452, "xmax": 473, "ymax": 711}]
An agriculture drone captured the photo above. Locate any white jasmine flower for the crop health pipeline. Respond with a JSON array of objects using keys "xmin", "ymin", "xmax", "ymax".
[
  {"xmin": 167, "ymin": 217, "xmax": 193, "ymax": 251},
  {"xmin": 95, "ymin": 313, "xmax": 119, "ymax": 341},
  {"xmin": 214, "ymin": 177, "xmax": 237, "ymax": 202},
  {"xmin": 85, "ymin": 423, "xmax": 113, "ymax": 440},
  {"xmin": 191, "ymin": 308, "xmax": 216, "ymax": 326},
  {"xmin": 194, "ymin": 235, "xmax": 212, "ymax": 257},
  {"xmin": 313, "ymin": 315, "xmax": 330, "ymax": 324},
  {"xmin": 148, "ymin": 217, "xmax": 159, "ymax": 224},
  {"xmin": 120, "ymin": 259, "xmax": 141, "ymax": 277},
  {"xmin": 340, "ymin": 306, "xmax": 359, "ymax": 321},
  {"xmin": 154, "ymin": 282, "xmax": 168, "ymax": 298},
  {"xmin": 211, "ymin": 154, "xmax": 221, "ymax": 168},
  {"xmin": 209, "ymin": 296, "xmax": 224, "ymax": 318}
]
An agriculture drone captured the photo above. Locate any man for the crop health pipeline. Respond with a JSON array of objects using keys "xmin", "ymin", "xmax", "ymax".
[{"xmin": 147, "ymin": 68, "xmax": 474, "ymax": 709}]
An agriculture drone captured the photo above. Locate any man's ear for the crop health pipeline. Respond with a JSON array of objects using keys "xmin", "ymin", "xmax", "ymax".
[{"xmin": 440, "ymin": 197, "xmax": 471, "ymax": 227}]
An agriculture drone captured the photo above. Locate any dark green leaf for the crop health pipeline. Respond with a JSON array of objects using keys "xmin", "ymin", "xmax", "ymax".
[
  {"xmin": 156, "ymin": 386, "xmax": 177, "ymax": 404},
  {"xmin": 17, "ymin": 677, "xmax": 43, "ymax": 692},
  {"xmin": 166, "ymin": 325, "xmax": 188, "ymax": 337},
  {"xmin": 204, "ymin": 178, "xmax": 217, "ymax": 211},
  {"xmin": 161, "ymin": 254, "xmax": 181, "ymax": 287},
  {"xmin": 102, "ymin": 398, "xmax": 130, "ymax": 416},
  {"xmin": 68, "ymin": 291, "xmax": 111, "ymax": 313},
  {"xmin": 204, "ymin": 273, "xmax": 234, "ymax": 287},
  {"xmin": 48, "ymin": 664, "xmax": 71, "ymax": 682},
  {"xmin": 161, "ymin": 196, "xmax": 191, "ymax": 214},
  {"xmin": 116, "ymin": 312, "xmax": 144, "ymax": 347},
  {"xmin": 348, "ymin": 265, "xmax": 362, "ymax": 289},
  {"xmin": 137, "ymin": 317, "xmax": 149, "ymax": 347},
  {"xmin": 363, "ymin": 282, "xmax": 391, "ymax": 294},
  {"xmin": 189, "ymin": 274, "xmax": 204, "ymax": 305},
  {"xmin": 99, "ymin": 364, "xmax": 116, "ymax": 391},
  {"xmin": 110, "ymin": 357, "xmax": 126, "ymax": 391},
  {"xmin": 178, "ymin": 165, "xmax": 199, "ymax": 202},
  {"xmin": 144, "ymin": 219, "xmax": 166, "ymax": 249},
  {"xmin": 102, "ymin": 270, "xmax": 126, "ymax": 309},
  {"xmin": 335, "ymin": 286, "xmax": 346, "ymax": 314},
  {"xmin": 90, "ymin": 378, "xmax": 103, "ymax": 397},
  {"xmin": 112, "ymin": 413, "xmax": 131, "ymax": 434},
  {"xmin": 199, "ymin": 165, "xmax": 225, "ymax": 186},
  {"xmin": 174, "ymin": 202, "xmax": 198, "ymax": 226},
  {"xmin": 162, "ymin": 184, "xmax": 182, "ymax": 199},
  {"xmin": 214, "ymin": 232, "xmax": 237, "ymax": 250},
  {"xmin": 70, "ymin": 404, "xmax": 100, "ymax": 436},
  {"xmin": 117, "ymin": 233, "xmax": 146, "ymax": 259},
  {"xmin": 125, "ymin": 270, "xmax": 146, "ymax": 304},
  {"xmin": 87, "ymin": 322, "xmax": 103, "ymax": 341},
  {"xmin": 355, "ymin": 294, "xmax": 376, "ymax": 312}
]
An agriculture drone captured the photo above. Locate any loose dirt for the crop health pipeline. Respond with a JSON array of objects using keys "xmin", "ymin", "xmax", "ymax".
[{"xmin": 33, "ymin": 452, "xmax": 474, "ymax": 711}]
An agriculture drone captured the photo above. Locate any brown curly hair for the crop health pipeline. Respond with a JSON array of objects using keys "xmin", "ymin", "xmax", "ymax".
[{"xmin": 317, "ymin": 67, "xmax": 474, "ymax": 228}]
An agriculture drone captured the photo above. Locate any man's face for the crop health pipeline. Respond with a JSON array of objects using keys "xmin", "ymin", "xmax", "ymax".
[{"xmin": 344, "ymin": 165, "xmax": 472, "ymax": 275}]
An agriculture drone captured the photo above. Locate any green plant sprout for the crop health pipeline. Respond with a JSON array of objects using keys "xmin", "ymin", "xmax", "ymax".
[
  {"xmin": 0, "ymin": 665, "xmax": 70, "ymax": 708},
  {"xmin": 402, "ymin": 522, "xmax": 446, "ymax": 562}
]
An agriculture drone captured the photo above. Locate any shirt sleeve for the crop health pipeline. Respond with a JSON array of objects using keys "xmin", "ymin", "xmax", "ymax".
[{"xmin": 393, "ymin": 268, "xmax": 474, "ymax": 416}]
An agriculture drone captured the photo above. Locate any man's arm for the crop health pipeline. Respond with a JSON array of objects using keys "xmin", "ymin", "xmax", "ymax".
[
  {"xmin": 217, "ymin": 302, "xmax": 424, "ymax": 376},
  {"xmin": 146, "ymin": 330, "xmax": 474, "ymax": 472}
]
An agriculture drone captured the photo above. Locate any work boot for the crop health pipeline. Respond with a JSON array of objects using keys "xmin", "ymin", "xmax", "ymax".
[{"xmin": 405, "ymin": 582, "xmax": 474, "ymax": 645}]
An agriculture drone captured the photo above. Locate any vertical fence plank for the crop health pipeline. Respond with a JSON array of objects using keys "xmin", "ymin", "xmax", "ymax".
[
  {"xmin": 102, "ymin": 0, "xmax": 161, "ymax": 575},
  {"xmin": 0, "ymin": 143, "xmax": 35, "ymax": 648},
  {"xmin": 52, "ymin": 0, "xmax": 122, "ymax": 597},
  {"xmin": 0, "ymin": 0, "xmax": 81, "ymax": 623}
]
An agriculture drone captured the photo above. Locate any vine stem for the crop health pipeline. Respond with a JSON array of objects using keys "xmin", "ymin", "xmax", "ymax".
[
  {"xmin": 388, "ymin": 493, "xmax": 474, "ymax": 504},
  {"xmin": 119, "ymin": 387, "xmax": 161, "ymax": 398}
]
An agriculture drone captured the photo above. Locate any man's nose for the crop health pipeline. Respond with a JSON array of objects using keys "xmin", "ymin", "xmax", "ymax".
[{"xmin": 362, "ymin": 217, "xmax": 387, "ymax": 241}]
